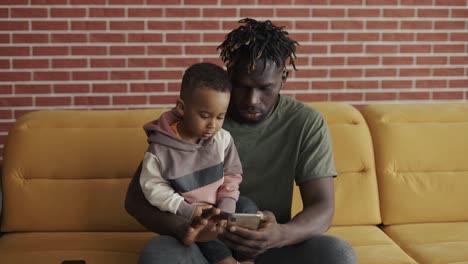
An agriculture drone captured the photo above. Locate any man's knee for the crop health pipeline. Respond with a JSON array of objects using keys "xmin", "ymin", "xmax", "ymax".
[{"xmin": 307, "ymin": 235, "xmax": 357, "ymax": 264}]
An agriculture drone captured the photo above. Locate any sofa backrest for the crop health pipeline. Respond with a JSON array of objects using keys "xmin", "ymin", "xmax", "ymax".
[
  {"xmin": 1, "ymin": 110, "xmax": 165, "ymax": 232},
  {"xmin": 361, "ymin": 104, "xmax": 468, "ymax": 225},
  {"xmin": 291, "ymin": 103, "xmax": 381, "ymax": 226}
]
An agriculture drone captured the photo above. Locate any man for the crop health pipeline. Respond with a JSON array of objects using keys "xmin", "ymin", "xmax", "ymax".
[{"xmin": 126, "ymin": 18, "xmax": 357, "ymax": 263}]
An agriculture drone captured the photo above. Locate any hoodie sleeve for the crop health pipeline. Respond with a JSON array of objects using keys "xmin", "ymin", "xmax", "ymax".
[
  {"xmin": 140, "ymin": 151, "xmax": 196, "ymax": 220},
  {"xmin": 217, "ymin": 133, "xmax": 242, "ymax": 214}
]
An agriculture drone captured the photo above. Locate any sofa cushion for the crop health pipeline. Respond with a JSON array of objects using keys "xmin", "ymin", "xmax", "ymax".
[
  {"xmin": 0, "ymin": 232, "xmax": 155, "ymax": 264},
  {"xmin": 326, "ymin": 226, "xmax": 416, "ymax": 264},
  {"xmin": 292, "ymin": 103, "xmax": 381, "ymax": 226},
  {"xmin": 1, "ymin": 110, "xmax": 167, "ymax": 232},
  {"xmin": 383, "ymin": 222, "xmax": 468, "ymax": 264},
  {"xmin": 361, "ymin": 104, "xmax": 468, "ymax": 225}
]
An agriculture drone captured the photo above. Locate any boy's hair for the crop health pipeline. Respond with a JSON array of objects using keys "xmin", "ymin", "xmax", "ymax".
[
  {"xmin": 217, "ymin": 18, "xmax": 299, "ymax": 72},
  {"xmin": 180, "ymin": 62, "xmax": 232, "ymax": 102}
]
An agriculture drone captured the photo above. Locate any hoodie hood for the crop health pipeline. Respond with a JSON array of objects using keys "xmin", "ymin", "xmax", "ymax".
[{"xmin": 143, "ymin": 108, "xmax": 214, "ymax": 152}]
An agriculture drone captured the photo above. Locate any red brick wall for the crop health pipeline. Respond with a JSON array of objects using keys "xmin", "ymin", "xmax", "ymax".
[{"xmin": 0, "ymin": 0, "xmax": 467, "ymax": 160}]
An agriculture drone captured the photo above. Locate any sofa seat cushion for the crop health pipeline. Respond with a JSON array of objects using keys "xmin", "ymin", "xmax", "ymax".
[
  {"xmin": 383, "ymin": 222, "xmax": 468, "ymax": 264},
  {"xmin": 0, "ymin": 232, "xmax": 156, "ymax": 264},
  {"xmin": 326, "ymin": 226, "xmax": 416, "ymax": 264}
]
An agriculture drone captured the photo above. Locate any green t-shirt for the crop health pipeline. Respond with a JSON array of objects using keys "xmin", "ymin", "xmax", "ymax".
[{"xmin": 223, "ymin": 95, "xmax": 337, "ymax": 223}]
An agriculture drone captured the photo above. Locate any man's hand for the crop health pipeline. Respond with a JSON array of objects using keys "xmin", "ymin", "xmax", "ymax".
[
  {"xmin": 179, "ymin": 205, "xmax": 222, "ymax": 246},
  {"xmin": 220, "ymin": 211, "xmax": 285, "ymax": 258}
]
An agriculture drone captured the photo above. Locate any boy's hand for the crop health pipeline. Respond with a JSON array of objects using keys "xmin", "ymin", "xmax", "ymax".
[{"xmin": 180, "ymin": 205, "xmax": 222, "ymax": 246}]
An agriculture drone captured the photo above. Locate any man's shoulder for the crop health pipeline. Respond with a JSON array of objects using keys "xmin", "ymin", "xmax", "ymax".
[{"xmin": 279, "ymin": 95, "xmax": 324, "ymax": 123}]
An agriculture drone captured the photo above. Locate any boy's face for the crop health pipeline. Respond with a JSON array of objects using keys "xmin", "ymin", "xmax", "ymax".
[{"xmin": 179, "ymin": 87, "xmax": 230, "ymax": 143}]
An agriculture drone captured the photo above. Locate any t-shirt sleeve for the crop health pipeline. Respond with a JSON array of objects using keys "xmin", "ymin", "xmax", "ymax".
[{"xmin": 295, "ymin": 111, "xmax": 337, "ymax": 185}]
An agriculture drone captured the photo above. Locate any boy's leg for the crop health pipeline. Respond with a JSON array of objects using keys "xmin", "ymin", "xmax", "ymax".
[
  {"xmin": 138, "ymin": 235, "xmax": 210, "ymax": 264},
  {"xmin": 255, "ymin": 235, "xmax": 357, "ymax": 264},
  {"xmin": 197, "ymin": 239, "xmax": 233, "ymax": 264},
  {"xmin": 235, "ymin": 196, "xmax": 259, "ymax": 214}
]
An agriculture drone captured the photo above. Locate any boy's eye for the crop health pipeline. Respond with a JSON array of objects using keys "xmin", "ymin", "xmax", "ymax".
[
  {"xmin": 200, "ymin": 114, "xmax": 210, "ymax": 119},
  {"xmin": 217, "ymin": 116, "xmax": 224, "ymax": 120}
]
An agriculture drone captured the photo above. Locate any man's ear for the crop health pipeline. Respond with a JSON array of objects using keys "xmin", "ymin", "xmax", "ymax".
[
  {"xmin": 175, "ymin": 98, "xmax": 185, "ymax": 116},
  {"xmin": 282, "ymin": 69, "xmax": 289, "ymax": 83}
]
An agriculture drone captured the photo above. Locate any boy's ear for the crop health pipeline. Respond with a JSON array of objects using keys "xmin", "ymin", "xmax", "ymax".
[{"xmin": 175, "ymin": 98, "xmax": 185, "ymax": 116}]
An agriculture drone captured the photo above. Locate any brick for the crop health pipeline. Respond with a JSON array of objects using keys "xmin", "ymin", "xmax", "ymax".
[
  {"xmin": 288, "ymin": 32, "xmax": 310, "ymax": 42},
  {"xmin": 166, "ymin": 8, "xmax": 200, "ymax": 17},
  {"xmin": 258, "ymin": 0, "xmax": 292, "ymax": 4},
  {"xmin": 0, "ymin": 97, "xmax": 33, "ymax": 107},
  {"xmin": 331, "ymin": 44, "xmax": 363, "ymax": 53},
  {"xmin": 13, "ymin": 59, "xmax": 49, "ymax": 69},
  {"xmin": 433, "ymin": 68, "xmax": 464, "ymax": 76},
  {"xmin": 416, "ymin": 56, "xmax": 447, "ymax": 65},
  {"xmin": 366, "ymin": 0, "xmax": 397, "ymax": 4},
  {"xmin": 366, "ymin": 92, "xmax": 397, "ymax": 101},
  {"xmin": 90, "ymin": 58, "xmax": 126, "ymax": 68},
  {"xmin": 417, "ymin": 33, "xmax": 448, "ymax": 41},
  {"xmin": 15, "ymin": 84, "xmax": 51, "ymax": 94},
  {"xmin": 2, "ymin": 0, "xmax": 28, "ymax": 4},
  {"xmin": 167, "ymin": 82, "xmax": 181, "ymax": 92},
  {"xmin": 0, "ymin": 21, "xmax": 29, "ymax": 31},
  {"xmin": 276, "ymin": 8, "xmax": 310, "ymax": 17},
  {"xmin": 452, "ymin": 9, "xmax": 468, "ymax": 18},
  {"xmin": 113, "ymin": 95, "xmax": 147, "ymax": 105},
  {"xmin": 54, "ymin": 84, "xmax": 90, "ymax": 93},
  {"xmin": 32, "ymin": 21, "xmax": 68, "ymax": 31},
  {"xmin": 11, "ymin": 8, "xmax": 48, "ymax": 18},
  {"xmin": 73, "ymin": 71, "xmax": 108, "ymax": 81},
  {"xmin": 90, "ymin": 8, "xmax": 125, "ymax": 17},
  {"xmin": 311, "ymin": 81, "xmax": 343, "ymax": 90},
  {"xmin": 0, "ymin": 60, "xmax": 9, "ymax": 69},
  {"xmin": 416, "ymin": 79, "xmax": 447, "ymax": 88},
  {"xmin": 382, "ymin": 80, "xmax": 413, "ymax": 89},
  {"xmin": 401, "ymin": 21, "xmax": 432, "ymax": 30},
  {"xmin": 36, "ymin": 96, "xmax": 71, "ymax": 106},
  {"xmin": 14, "ymin": 109, "xmax": 38, "ymax": 119},
  {"xmin": 128, "ymin": 33, "xmax": 163, "ymax": 43},
  {"xmin": 347, "ymin": 33, "xmax": 379, "ymax": 42},
  {"xmin": 382, "ymin": 56, "xmax": 413, "ymax": 65},
  {"xmin": 449, "ymin": 80, "xmax": 467, "ymax": 88},
  {"xmin": 294, "ymin": 69, "xmax": 328, "ymax": 78},
  {"xmin": 401, "ymin": 0, "xmax": 432, "ymax": 4},
  {"xmin": 146, "ymin": 0, "xmax": 181, "ymax": 4},
  {"xmin": 70, "ymin": 0, "xmax": 105, "ymax": 4},
  {"xmin": 330, "ymin": 69, "xmax": 362, "ymax": 78},
  {"xmin": 0, "ymin": 85, "xmax": 13, "ymax": 94},
  {"xmin": 13, "ymin": 34, "xmax": 48, "ymax": 43},
  {"xmin": 185, "ymin": 45, "xmax": 218, "ymax": 55},
  {"xmin": 435, "ymin": 0, "xmax": 465, "ymax": 5},
  {"xmin": 366, "ymin": 45, "xmax": 398, "ymax": 53},
  {"xmin": 185, "ymin": 0, "xmax": 217, "ymax": 4},
  {"xmin": 72, "ymin": 46, "xmax": 107, "ymax": 56},
  {"xmin": 75, "ymin": 96, "xmax": 110, "ymax": 106},
  {"xmin": 295, "ymin": 21, "xmax": 329, "ymax": 30},
  {"xmin": 418, "ymin": 9, "xmax": 449, "ymax": 17},
  {"xmin": 0, "ymin": 47, "xmax": 30, "ymax": 56},
  {"xmin": 109, "ymin": 46, "xmax": 144, "ymax": 55},
  {"xmin": 436, "ymin": 21, "xmax": 465, "ymax": 30},
  {"xmin": 295, "ymin": 93, "xmax": 328, "ymax": 102},
  {"xmin": 366, "ymin": 21, "xmax": 398, "ymax": 29},
  {"xmin": 148, "ymin": 21, "xmax": 183, "ymax": 30},
  {"xmin": 71, "ymin": 21, "xmax": 106, "ymax": 31},
  {"xmin": 330, "ymin": 0, "xmax": 361, "ymax": 4},
  {"xmin": 348, "ymin": 9, "xmax": 380, "ymax": 17},
  {"xmin": 108, "ymin": 0, "xmax": 144, "ymax": 4},
  {"xmin": 148, "ymin": 70, "xmax": 184, "ymax": 80},
  {"xmin": 131, "ymin": 83, "xmax": 165, "ymax": 93},
  {"xmin": 365, "ymin": 68, "xmax": 397, "ymax": 77},
  {"xmin": 0, "ymin": 122, "xmax": 14, "ymax": 134},
  {"xmin": 297, "ymin": 45, "xmax": 328, "ymax": 54},
  {"xmin": 148, "ymin": 46, "xmax": 183, "ymax": 55},
  {"xmin": 31, "ymin": 0, "xmax": 67, "ymax": 4},
  {"xmin": 149, "ymin": 95, "xmax": 178, "ymax": 105},
  {"xmin": 240, "ymin": 8, "xmax": 275, "ymax": 17},
  {"xmin": 0, "ymin": 34, "xmax": 9, "ymax": 43},
  {"xmin": 165, "ymin": 58, "xmax": 200, "ymax": 68},
  {"xmin": 383, "ymin": 9, "xmax": 415, "ymax": 17},
  {"xmin": 450, "ymin": 56, "xmax": 468, "ymax": 65},
  {"xmin": 34, "ymin": 71, "xmax": 70, "ymax": 81},
  {"xmin": 331, "ymin": 92, "xmax": 363, "ymax": 101},
  {"xmin": 311, "ymin": 8, "xmax": 345, "ymax": 17},
  {"xmin": 347, "ymin": 81, "xmax": 378, "ymax": 89},
  {"xmin": 451, "ymin": 33, "xmax": 468, "ymax": 41},
  {"xmin": 433, "ymin": 92, "xmax": 464, "ymax": 100},
  {"xmin": 90, "ymin": 33, "xmax": 125, "ymax": 43},
  {"xmin": 185, "ymin": 21, "xmax": 221, "ymax": 30},
  {"xmin": 33, "ymin": 46, "xmax": 68, "ymax": 56},
  {"xmin": 0, "ymin": 110, "xmax": 12, "ymax": 119},
  {"xmin": 382, "ymin": 33, "xmax": 414, "ymax": 42},
  {"xmin": 128, "ymin": 8, "xmax": 162, "ymax": 17},
  {"xmin": 0, "ymin": 72, "xmax": 31, "ymax": 81},
  {"xmin": 312, "ymin": 57, "xmax": 345, "ymax": 66},
  {"xmin": 51, "ymin": 33, "xmax": 87, "ymax": 43},
  {"xmin": 399, "ymin": 92, "xmax": 430, "ymax": 100},
  {"xmin": 312, "ymin": 33, "xmax": 345, "ymax": 42},
  {"xmin": 433, "ymin": 44, "xmax": 465, "ymax": 53},
  {"xmin": 128, "ymin": 58, "xmax": 163, "ymax": 68},
  {"xmin": 332, "ymin": 21, "xmax": 363, "ymax": 30},
  {"xmin": 283, "ymin": 81, "xmax": 309, "ymax": 90},
  {"xmin": 166, "ymin": 33, "xmax": 201, "ymax": 43},
  {"xmin": 51, "ymin": 8, "xmax": 86, "ymax": 17},
  {"xmin": 93, "ymin": 83, "xmax": 127, "ymax": 93},
  {"xmin": 400, "ymin": 44, "xmax": 431, "ymax": 53},
  {"xmin": 399, "ymin": 68, "xmax": 431, "ymax": 77},
  {"xmin": 110, "ymin": 21, "xmax": 144, "ymax": 30},
  {"xmin": 202, "ymin": 8, "xmax": 237, "ymax": 18},
  {"xmin": 111, "ymin": 71, "xmax": 145, "ymax": 80},
  {"xmin": 52, "ymin": 59, "xmax": 87, "ymax": 68}
]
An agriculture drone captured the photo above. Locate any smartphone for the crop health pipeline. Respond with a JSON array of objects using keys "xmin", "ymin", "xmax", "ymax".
[{"xmin": 228, "ymin": 213, "xmax": 262, "ymax": 230}]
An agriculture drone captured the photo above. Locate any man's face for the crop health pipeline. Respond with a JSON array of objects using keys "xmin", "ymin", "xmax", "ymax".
[{"xmin": 228, "ymin": 59, "xmax": 288, "ymax": 125}]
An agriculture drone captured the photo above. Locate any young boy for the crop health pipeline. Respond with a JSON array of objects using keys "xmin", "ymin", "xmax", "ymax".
[{"xmin": 139, "ymin": 62, "xmax": 255, "ymax": 264}]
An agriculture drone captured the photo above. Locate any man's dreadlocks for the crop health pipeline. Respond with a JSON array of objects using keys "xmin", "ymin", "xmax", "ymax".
[{"xmin": 217, "ymin": 18, "xmax": 299, "ymax": 72}]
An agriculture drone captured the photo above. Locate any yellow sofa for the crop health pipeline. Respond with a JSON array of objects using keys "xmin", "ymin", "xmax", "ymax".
[{"xmin": 1, "ymin": 102, "xmax": 467, "ymax": 264}]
